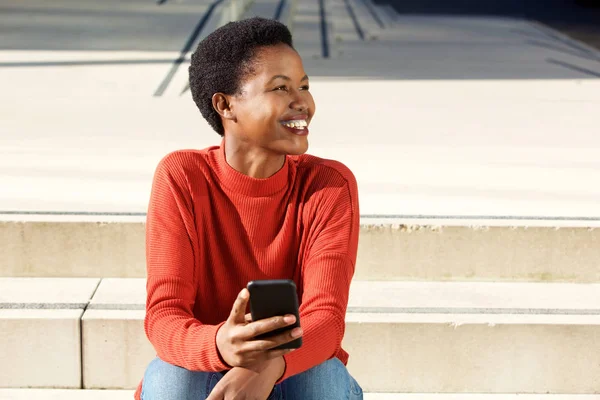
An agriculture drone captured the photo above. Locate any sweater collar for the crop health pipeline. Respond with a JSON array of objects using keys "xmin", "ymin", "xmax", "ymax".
[{"xmin": 210, "ymin": 139, "xmax": 290, "ymax": 197}]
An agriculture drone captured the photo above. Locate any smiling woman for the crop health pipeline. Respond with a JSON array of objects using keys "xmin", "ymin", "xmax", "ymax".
[
  {"xmin": 135, "ymin": 17, "xmax": 362, "ymax": 400},
  {"xmin": 189, "ymin": 18, "xmax": 316, "ymax": 177}
]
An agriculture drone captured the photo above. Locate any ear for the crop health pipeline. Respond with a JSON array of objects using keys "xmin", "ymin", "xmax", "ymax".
[{"xmin": 212, "ymin": 93, "xmax": 235, "ymax": 121}]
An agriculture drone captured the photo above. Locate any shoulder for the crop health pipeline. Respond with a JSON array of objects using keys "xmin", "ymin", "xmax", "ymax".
[
  {"xmin": 151, "ymin": 148, "xmax": 219, "ymax": 199},
  {"xmin": 156, "ymin": 149, "xmax": 210, "ymax": 173},
  {"xmin": 154, "ymin": 148, "xmax": 214, "ymax": 182},
  {"xmin": 291, "ymin": 154, "xmax": 359, "ymax": 211},
  {"xmin": 293, "ymin": 154, "xmax": 357, "ymax": 190},
  {"xmin": 293, "ymin": 154, "xmax": 359, "ymax": 229}
]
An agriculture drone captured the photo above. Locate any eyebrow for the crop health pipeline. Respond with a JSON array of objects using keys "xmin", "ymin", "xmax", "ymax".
[{"xmin": 268, "ymin": 74, "xmax": 309, "ymax": 83}]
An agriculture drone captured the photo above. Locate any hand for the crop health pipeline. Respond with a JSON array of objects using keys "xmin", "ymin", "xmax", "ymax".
[
  {"xmin": 216, "ymin": 288, "xmax": 303, "ymax": 369},
  {"xmin": 206, "ymin": 357, "xmax": 285, "ymax": 400}
]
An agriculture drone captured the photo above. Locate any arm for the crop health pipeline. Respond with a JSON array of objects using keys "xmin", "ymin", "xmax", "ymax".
[
  {"xmin": 279, "ymin": 165, "xmax": 360, "ymax": 381},
  {"xmin": 144, "ymin": 154, "xmax": 228, "ymax": 372},
  {"xmin": 206, "ymin": 357, "xmax": 286, "ymax": 400}
]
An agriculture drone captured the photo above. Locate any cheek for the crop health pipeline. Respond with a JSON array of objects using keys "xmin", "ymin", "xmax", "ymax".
[
  {"xmin": 307, "ymin": 93, "xmax": 316, "ymax": 116},
  {"xmin": 246, "ymin": 102, "xmax": 275, "ymax": 125}
]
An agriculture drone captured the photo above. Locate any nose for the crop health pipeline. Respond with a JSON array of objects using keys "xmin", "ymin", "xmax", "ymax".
[{"xmin": 289, "ymin": 90, "xmax": 308, "ymax": 112}]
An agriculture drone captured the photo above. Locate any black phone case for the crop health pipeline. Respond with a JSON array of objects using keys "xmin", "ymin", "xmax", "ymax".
[{"xmin": 247, "ymin": 279, "xmax": 302, "ymax": 349}]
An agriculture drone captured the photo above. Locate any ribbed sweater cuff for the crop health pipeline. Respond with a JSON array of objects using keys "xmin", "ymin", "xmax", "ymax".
[{"xmin": 209, "ymin": 321, "xmax": 230, "ymax": 371}]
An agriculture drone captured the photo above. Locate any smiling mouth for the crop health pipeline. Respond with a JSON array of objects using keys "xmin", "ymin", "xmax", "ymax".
[{"xmin": 280, "ymin": 119, "xmax": 308, "ymax": 130}]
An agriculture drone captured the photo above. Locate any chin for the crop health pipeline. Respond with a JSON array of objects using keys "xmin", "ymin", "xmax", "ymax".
[{"xmin": 286, "ymin": 139, "xmax": 309, "ymax": 156}]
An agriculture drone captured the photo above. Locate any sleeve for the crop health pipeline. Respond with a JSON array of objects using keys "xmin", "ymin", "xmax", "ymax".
[
  {"xmin": 279, "ymin": 165, "xmax": 360, "ymax": 381},
  {"xmin": 143, "ymin": 154, "xmax": 229, "ymax": 372}
]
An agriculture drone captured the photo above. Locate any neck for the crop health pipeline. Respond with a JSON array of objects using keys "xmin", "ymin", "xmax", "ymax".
[{"xmin": 223, "ymin": 136, "xmax": 286, "ymax": 179}]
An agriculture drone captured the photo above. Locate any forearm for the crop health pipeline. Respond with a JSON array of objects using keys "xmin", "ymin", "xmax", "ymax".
[
  {"xmin": 146, "ymin": 311, "xmax": 228, "ymax": 372},
  {"xmin": 265, "ymin": 356, "xmax": 286, "ymax": 381},
  {"xmin": 242, "ymin": 355, "xmax": 283, "ymax": 374},
  {"xmin": 145, "ymin": 277, "xmax": 229, "ymax": 372},
  {"xmin": 278, "ymin": 310, "xmax": 344, "ymax": 381},
  {"xmin": 232, "ymin": 356, "xmax": 285, "ymax": 385},
  {"xmin": 278, "ymin": 252, "xmax": 355, "ymax": 381}
]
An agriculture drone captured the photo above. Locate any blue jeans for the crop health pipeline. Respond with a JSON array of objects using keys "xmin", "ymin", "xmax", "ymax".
[{"xmin": 141, "ymin": 356, "xmax": 363, "ymax": 400}]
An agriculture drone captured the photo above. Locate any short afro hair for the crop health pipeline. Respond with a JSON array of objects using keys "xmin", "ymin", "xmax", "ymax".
[{"xmin": 189, "ymin": 17, "xmax": 294, "ymax": 136}]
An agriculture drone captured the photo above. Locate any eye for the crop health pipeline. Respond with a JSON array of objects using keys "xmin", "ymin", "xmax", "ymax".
[
  {"xmin": 274, "ymin": 85, "xmax": 288, "ymax": 91},
  {"xmin": 300, "ymin": 85, "xmax": 310, "ymax": 91}
]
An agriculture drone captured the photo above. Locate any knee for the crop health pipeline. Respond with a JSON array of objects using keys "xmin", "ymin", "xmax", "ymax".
[
  {"xmin": 141, "ymin": 357, "xmax": 213, "ymax": 400},
  {"xmin": 287, "ymin": 358, "xmax": 362, "ymax": 399},
  {"xmin": 308, "ymin": 357, "xmax": 348, "ymax": 382}
]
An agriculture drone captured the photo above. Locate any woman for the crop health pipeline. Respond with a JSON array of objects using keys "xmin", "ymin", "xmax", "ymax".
[{"xmin": 136, "ymin": 17, "xmax": 361, "ymax": 400}]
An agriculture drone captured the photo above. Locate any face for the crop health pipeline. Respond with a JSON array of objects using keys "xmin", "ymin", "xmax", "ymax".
[{"xmin": 222, "ymin": 44, "xmax": 316, "ymax": 156}]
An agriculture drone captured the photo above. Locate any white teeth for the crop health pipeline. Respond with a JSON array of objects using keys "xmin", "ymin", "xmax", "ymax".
[{"xmin": 283, "ymin": 120, "xmax": 307, "ymax": 129}]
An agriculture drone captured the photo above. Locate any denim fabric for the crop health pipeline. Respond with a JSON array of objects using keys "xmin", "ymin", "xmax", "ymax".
[{"xmin": 141, "ymin": 356, "xmax": 363, "ymax": 400}]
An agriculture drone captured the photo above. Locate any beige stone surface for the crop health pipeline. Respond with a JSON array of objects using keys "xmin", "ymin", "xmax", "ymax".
[
  {"xmin": 2, "ymin": 2, "xmax": 600, "ymax": 220},
  {"xmin": 344, "ymin": 312, "xmax": 600, "ymax": 325},
  {"xmin": 75, "ymin": 279, "xmax": 600, "ymax": 392},
  {"xmin": 0, "ymin": 277, "xmax": 99, "ymax": 304},
  {"xmin": 348, "ymin": 280, "xmax": 600, "ymax": 311},
  {"xmin": 0, "ymin": 309, "xmax": 82, "ymax": 388},
  {"xmin": 2, "ymin": 221, "xmax": 599, "ymax": 282},
  {"xmin": 77, "ymin": 308, "xmax": 600, "ymax": 392},
  {"xmin": 343, "ymin": 319, "xmax": 600, "ymax": 393},
  {"xmin": 0, "ymin": 221, "xmax": 145, "ymax": 278},
  {"xmin": 3, "ymin": 79, "xmax": 600, "ymax": 218},
  {"xmin": 0, "ymin": 390, "xmax": 134, "ymax": 399},
  {"xmin": 86, "ymin": 278, "xmax": 600, "ymax": 313},
  {"xmin": 355, "ymin": 225, "xmax": 600, "ymax": 282},
  {"xmin": 1, "ymin": 390, "xmax": 599, "ymax": 400},
  {"xmin": 81, "ymin": 310, "xmax": 154, "ymax": 389},
  {"xmin": 89, "ymin": 278, "xmax": 146, "ymax": 308}
]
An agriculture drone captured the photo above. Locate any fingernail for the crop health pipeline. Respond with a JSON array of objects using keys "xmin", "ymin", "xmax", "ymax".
[
  {"xmin": 240, "ymin": 289, "xmax": 248, "ymax": 299},
  {"xmin": 291, "ymin": 328, "xmax": 303, "ymax": 338},
  {"xmin": 284, "ymin": 315, "xmax": 296, "ymax": 324}
]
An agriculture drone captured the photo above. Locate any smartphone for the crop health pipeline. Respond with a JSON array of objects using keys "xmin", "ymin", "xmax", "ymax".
[{"xmin": 247, "ymin": 279, "xmax": 302, "ymax": 349}]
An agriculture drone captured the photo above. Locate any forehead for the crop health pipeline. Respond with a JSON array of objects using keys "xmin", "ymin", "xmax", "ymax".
[{"xmin": 249, "ymin": 44, "xmax": 305, "ymax": 78}]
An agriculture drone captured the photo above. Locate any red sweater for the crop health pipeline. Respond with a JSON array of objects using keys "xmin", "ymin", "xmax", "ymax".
[{"xmin": 134, "ymin": 142, "xmax": 359, "ymax": 399}]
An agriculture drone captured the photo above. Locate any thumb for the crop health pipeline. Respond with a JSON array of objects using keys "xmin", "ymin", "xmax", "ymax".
[
  {"xmin": 206, "ymin": 384, "xmax": 223, "ymax": 400},
  {"xmin": 228, "ymin": 288, "xmax": 249, "ymax": 324}
]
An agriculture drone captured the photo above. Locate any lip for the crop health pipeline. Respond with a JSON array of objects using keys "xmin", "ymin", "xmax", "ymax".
[
  {"xmin": 280, "ymin": 114, "xmax": 310, "ymax": 136},
  {"xmin": 282, "ymin": 125, "xmax": 310, "ymax": 136},
  {"xmin": 280, "ymin": 114, "xmax": 308, "ymax": 122}
]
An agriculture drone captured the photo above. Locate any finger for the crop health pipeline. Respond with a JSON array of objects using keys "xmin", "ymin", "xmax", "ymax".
[
  {"xmin": 241, "ymin": 314, "xmax": 297, "ymax": 339},
  {"xmin": 242, "ymin": 327, "xmax": 303, "ymax": 352},
  {"xmin": 267, "ymin": 348, "xmax": 296, "ymax": 359},
  {"xmin": 244, "ymin": 313, "xmax": 253, "ymax": 323},
  {"xmin": 206, "ymin": 380, "xmax": 224, "ymax": 400},
  {"xmin": 205, "ymin": 388, "xmax": 221, "ymax": 400},
  {"xmin": 228, "ymin": 288, "xmax": 250, "ymax": 324}
]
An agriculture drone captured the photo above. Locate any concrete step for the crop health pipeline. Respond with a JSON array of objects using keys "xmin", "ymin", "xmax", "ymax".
[
  {"xmin": 5, "ymin": 2, "xmax": 600, "ymax": 98},
  {"xmin": 157, "ymin": 0, "xmax": 240, "ymax": 98},
  {"xmin": 1, "ymin": 390, "xmax": 599, "ymax": 400},
  {"xmin": 1, "ymin": 218, "xmax": 598, "ymax": 282},
  {"xmin": 343, "ymin": 0, "xmax": 387, "ymax": 41},
  {"xmin": 242, "ymin": 0, "xmax": 280, "ymax": 19},
  {"xmin": 351, "ymin": 0, "xmax": 386, "ymax": 31},
  {"xmin": 326, "ymin": 0, "xmax": 393, "ymax": 55},
  {"xmin": 291, "ymin": 0, "xmax": 330, "ymax": 59},
  {"xmin": 0, "ymin": 278, "xmax": 100, "ymax": 387},
  {"xmin": 0, "ymin": 0, "xmax": 218, "ymax": 99},
  {"xmin": 277, "ymin": 0, "xmax": 296, "ymax": 29},
  {"xmin": 366, "ymin": 1, "xmax": 397, "ymax": 28},
  {"xmin": 4, "ymin": 77, "xmax": 599, "ymax": 214},
  {"xmin": 2, "ymin": 278, "xmax": 600, "ymax": 392},
  {"xmin": 329, "ymin": 0, "xmax": 363, "ymax": 47}
]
